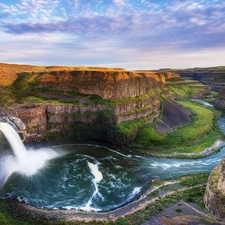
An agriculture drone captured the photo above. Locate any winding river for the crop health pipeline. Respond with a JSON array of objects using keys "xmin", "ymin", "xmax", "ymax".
[{"xmin": 0, "ymin": 101, "xmax": 224, "ymax": 212}]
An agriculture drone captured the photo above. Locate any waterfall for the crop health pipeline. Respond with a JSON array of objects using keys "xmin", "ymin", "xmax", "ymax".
[
  {"xmin": 0, "ymin": 122, "xmax": 26, "ymax": 162},
  {"xmin": 0, "ymin": 122, "xmax": 61, "ymax": 185}
]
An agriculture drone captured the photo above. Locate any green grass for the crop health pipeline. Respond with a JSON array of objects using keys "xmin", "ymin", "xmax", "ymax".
[
  {"xmin": 115, "ymin": 111, "xmax": 159, "ymax": 145},
  {"xmin": 111, "ymin": 88, "xmax": 164, "ymax": 106},
  {"xmin": 133, "ymin": 100, "xmax": 223, "ymax": 154},
  {"xmin": 10, "ymin": 73, "xmax": 36, "ymax": 101},
  {"xmin": 123, "ymin": 186, "xmax": 207, "ymax": 225},
  {"xmin": 168, "ymin": 84, "xmax": 202, "ymax": 98},
  {"xmin": 0, "ymin": 213, "xmax": 10, "ymax": 225},
  {"xmin": 179, "ymin": 174, "xmax": 209, "ymax": 186},
  {"xmin": 0, "ymin": 173, "xmax": 211, "ymax": 225},
  {"xmin": 0, "ymin": 87, "xmax": 16, "ymax": 107}
]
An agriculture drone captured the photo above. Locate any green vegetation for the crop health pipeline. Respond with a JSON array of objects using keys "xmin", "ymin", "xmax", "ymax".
[
  {"xmin": 114, "ymin": 178, "xmax": 207, "ymax": 225},
  {"xmin": 213, "ymin": 75, "xmax": 225, "ymax": 80},
  {"xmin": 115, "ymin": 111, "xmax": 159, "ymax": 145},
  {"xmin": 10, "ymin": 72, "xmax": 37, "ymax": 102},
  {"xmin": 133, "ymin": 100, "xmax": 223, "ymax": 155},
  {"xmin": 44, "ymin": 109, "xmax": 116, "ymax": 142},
  {"xmin": 113, "ymin": 88, "xmax": 163, "ymax": 106},
  {"xmin": 33, "ymin": 87, "xmax": 114, "ymax": 106},
  {"xmin": 0, "ymin": 174, "xmax": 209, "ymax": 225},
  {"xmin": 204, "ymin": 91, "xmax": 218, "ymax": 104},
  {"xmin": 168, "ymin": 82, "xmax": 203, "ymax": 98},
  {"xmin": 179, "ymin": 173, "xmax": 209, "ymax": 186},
  {"xmin": 0, "ymin": 87, "xmax": 15, "ymax": 106},
  {"xmin": 1, "ymin": 63, "xmax": 225, "ymax": 224},
  {"xmin": 175, "ymin": 208, "xmax": 182, "ymax": 212},
  {"xmin": 0, "ymin": 213, "xmax": 10, "ymax": 225}
]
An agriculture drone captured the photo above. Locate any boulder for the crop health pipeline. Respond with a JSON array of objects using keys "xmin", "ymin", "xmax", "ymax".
[{"xmin": 204, "ymin": 157, "xmax": 225, "ymax": 220}]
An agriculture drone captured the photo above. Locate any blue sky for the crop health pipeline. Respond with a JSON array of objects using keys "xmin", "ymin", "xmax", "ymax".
[{"xmin": 0, "ymin": 0, "xmax": 224, "ymax": 70}]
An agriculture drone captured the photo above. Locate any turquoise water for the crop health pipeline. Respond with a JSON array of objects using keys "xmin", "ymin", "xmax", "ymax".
[
  {"xmin": 0, "ymin": 101, "xmax": 224, "ymax": 212},
  {"xmin": 0, "ymin": 143, "xmax": 225, "ymax": 211}
]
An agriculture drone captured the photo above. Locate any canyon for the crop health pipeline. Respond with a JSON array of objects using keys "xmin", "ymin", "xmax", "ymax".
[
  {"xmin": 170, "ymin": 66, "xmax": 225, "ymax": 92},
  {"xmin": 1, "ymin": 63, "xmax": 225, "ymax": 224},
  {"xmin": 0, "ymin": 63, "xmax": 210, "ymax": 146}
]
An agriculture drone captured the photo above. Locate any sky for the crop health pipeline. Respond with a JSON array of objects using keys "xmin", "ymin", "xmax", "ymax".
[{"xmin": 0, "ymin": 0, "xmax": 225, "ymax": 70}]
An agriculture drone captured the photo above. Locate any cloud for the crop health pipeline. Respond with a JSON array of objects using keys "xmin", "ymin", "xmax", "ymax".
[
  {"xmin": 0, "ymin": 2, "xmax": 18, "ymax": 18},
  {"xmin": 113, "ymin": 0, "xmax": 125, "ymax": 6},
  {"xmin": 1, "ymin": 26, "xmax": 225, "ymax": 70},
  {"xmin": 0, "ymin": 0, "xmax": 225, "ymax": 69}
]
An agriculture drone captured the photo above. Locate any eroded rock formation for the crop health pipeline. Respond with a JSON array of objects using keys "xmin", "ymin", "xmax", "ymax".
[
  {"xmin": 33, "ymin": 70, "xmax": 169, "ymax": 99},
  {"xmin": 204, "ymin": 157, "xmax": 225, "ymax": 220},
  {"xmin": 173, "ymin": 67, "xmax": 225, "ymax": 92},
  {"xmin": 204, "ymin": 157, "xmax": 225, "ymax": 219},
  {"xmin": 215, "ymin": 88, "xmax": 225, "ymax": 109},
  {"xmin": 0, "ymin": 63, "xmax": 212, "ymax": 145}
]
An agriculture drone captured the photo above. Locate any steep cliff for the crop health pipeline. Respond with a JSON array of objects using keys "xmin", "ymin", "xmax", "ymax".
[
  {"xmin": 156, "ymin": 99, "xmax": 191, "ymax": 134},
  {"xmin": 2, "ymin": 94, "xmax": 161, "ymax": 145},
  {"xmin": 0, "ymin": 63, "xmax": 116, "ymax": 86},
  {"xmin": 30, "ymin": 70, "xmax": 168, "ymax": 99},
  {"xmin": 169, "ymin": 66, "xmax": 225, "ymax": 92},
  {"xmin": 215, "ymin": 88, "xmax": 225, "ymax": 109},
  {"xmin": 0, "ymin": 63, "xmax": 213, "ymax": 146},
  {"xmin": 204, "ymin": 157, "xmax": 225, "ymax": 220}
]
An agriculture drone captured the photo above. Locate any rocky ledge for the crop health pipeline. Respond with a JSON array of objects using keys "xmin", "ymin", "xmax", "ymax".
[{"xmin": 204, "ymin": 157, "xmax": 225, "ymax": 220}]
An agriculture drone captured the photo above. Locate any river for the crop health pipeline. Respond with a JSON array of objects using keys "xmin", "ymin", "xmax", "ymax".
[{"xmin": 0, "ymin": 100, "xmax": 224, "ymax": 212}]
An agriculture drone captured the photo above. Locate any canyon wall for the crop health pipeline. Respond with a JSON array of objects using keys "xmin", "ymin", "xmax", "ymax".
[
  {"xmin": 204, "ymin": 157, "xmax": 225, "ymax": 220},
  {"xmin": 215, "ymin": 88, "xmax": 225, "ymax": 109},
  {"xmin": 0, "ymin": 63, "xmax": 212, "ymax": 146},
  {"xmin": 0, "ymin": 64, "xmax": 170, "ymax": 144},
  {"xmin": 36, "ymin": 70, "xmax": 168, "ymax": 99},
  {"xmin": 1, "ymin": 94, "xmax": 161, "ymax": 145},
  {"xmin": 173, "ymin": 67, "xmax": 225, "ymax": 92}
]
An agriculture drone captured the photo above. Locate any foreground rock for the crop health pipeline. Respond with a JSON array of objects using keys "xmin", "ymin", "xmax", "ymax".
[{"xmin": 204, "ymin": 157, "xmax": 225, "ymax": 220}]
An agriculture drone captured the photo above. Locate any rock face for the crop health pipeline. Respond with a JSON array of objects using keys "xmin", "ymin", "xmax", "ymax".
[
  {"xmin": 173, "ymin": 67, "xmax": 225, "ymax": 92},
  {"xmin": 14, "ymin": 104, "xmax": 47, "ymax": 141},
  {"xmin": 0, "ymin": 63, "xmax": 94, "ymax": 86},
  {"xmin": 204, "ymin": 157, "xmax": 225, "ymax": 219},
  {"xmin": 215, "ymin": 88, "xmax": 225, "ymax": 109},
  {"xmin": 0, "ymin": 115, "xmax": 26, "ymax": 141},
  {"xmin": 156, "ymin": 99, "xmax": 191, "ymax": 134},
  {"xmin": 37, "ymin": 70, "xmax": 168, "ymax": 99},
  {"xmin": 1, "ymin": 96, "xmax": 161, "ymax": 144},
  {"xmin": 0, "ymin": 63, "xmax": 213, "ymax": 145}
]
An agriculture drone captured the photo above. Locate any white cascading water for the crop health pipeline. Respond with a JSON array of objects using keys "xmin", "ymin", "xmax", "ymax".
[
  {"xmin": 0, "ymin": 123, "xmax": 26, "ymax": 163},
  {"xmin": 0, "ymin": 122, "xmax": 61, "ymax": 184},
  {"xmin": 81, "ymin": 161, "xmax": 103, "ymax": 211}
]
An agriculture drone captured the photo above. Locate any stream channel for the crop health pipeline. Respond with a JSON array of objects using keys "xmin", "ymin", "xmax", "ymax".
[{"xmin": 0, "ymin": 100, "xmax": 225, "ymax": 212}]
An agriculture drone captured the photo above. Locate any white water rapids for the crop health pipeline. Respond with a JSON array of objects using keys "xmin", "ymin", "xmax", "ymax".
[
  {"xmin": 81, "ymin": 162, "xmax": 103, "ymax": 211},
  {"xmin": 0, "ymin": 107, "xmax": 225, "ymax": 212},
  {"xmin": 0, "ymin": 122, "xmax": 105, "ymax": 211},
  {"xmin": 0, "ymin": 122, "xmax": 61, "ymax": 183}
]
